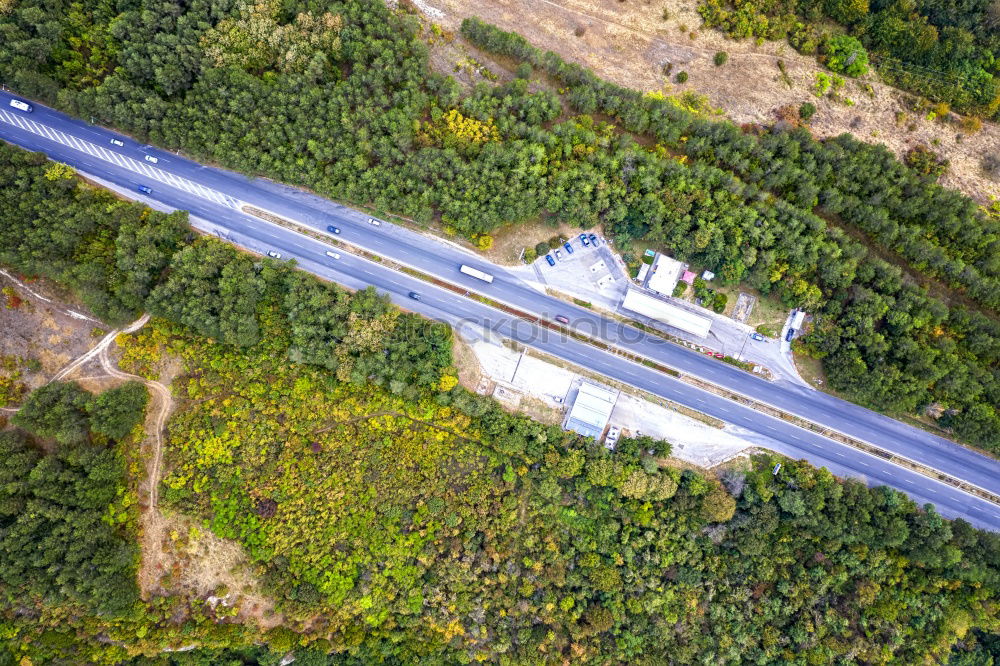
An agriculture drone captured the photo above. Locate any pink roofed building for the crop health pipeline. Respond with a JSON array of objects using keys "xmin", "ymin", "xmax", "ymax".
[{"xmin": 681, "ymin": 270, "xmax": 696, "ymax": 285}]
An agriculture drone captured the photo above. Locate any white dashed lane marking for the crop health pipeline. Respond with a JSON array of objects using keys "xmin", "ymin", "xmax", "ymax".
[{"xmin": 0, "ymin": 109, "xmax": 243, "ymax": 210}]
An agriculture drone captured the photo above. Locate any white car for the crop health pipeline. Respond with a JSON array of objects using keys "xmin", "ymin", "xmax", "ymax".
[
  {"xmin": 110, "ymin": 138, "xmax": 124, "ymax": 147},
  {"xmin": 325, "ymin": 251, "xmax": 341, "ymax": 260},
  {"xmin": 368, "ymin": 218, "xmax": 381, "ymax": 226},
  {"xmin": 266, "ymin": 250, "xmax": 281, "ymax": 259},
  {"xmin": 144, "ymin": 154, "xmax": 159, "ymax": 164}
]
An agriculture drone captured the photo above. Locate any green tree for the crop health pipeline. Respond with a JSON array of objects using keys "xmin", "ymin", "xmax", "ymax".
[
  {"xmin": 88, "ymin": 381, "xmax": 148, "ymax": 441},
  {"xmin": 824, "ymin": 34, "xmax": 869, "ymax": 77},
  {"xmin": 12, "ymin": 381, "xmax": 92, "ymax": 445}
]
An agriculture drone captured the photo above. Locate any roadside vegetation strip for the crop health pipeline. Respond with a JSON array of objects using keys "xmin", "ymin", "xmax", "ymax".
[{"xmin": 240, "ymin": 204, "xmax": 1000, "ymax": 507}]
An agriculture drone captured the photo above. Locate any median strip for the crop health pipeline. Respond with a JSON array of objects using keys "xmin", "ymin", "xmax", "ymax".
[{"xmin": 241, "ymin": 204, "xmax": 1000, "ymax": 508}]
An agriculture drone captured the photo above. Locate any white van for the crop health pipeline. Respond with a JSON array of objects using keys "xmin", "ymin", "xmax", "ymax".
[
  {"xmin": 144, "ymin": 154, "xmax": 158, "ymax": 164},
  {"xmin": 8, "ymin": 99, "xmax": 32, "ymax": 113},
  {"xmin": 325, "ymin": 251, "xmax": 341, "ymax": 260}
]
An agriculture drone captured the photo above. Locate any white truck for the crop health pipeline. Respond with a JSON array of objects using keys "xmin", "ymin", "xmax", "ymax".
[
  {"xmin": 460, "ymin": 264, "xmax": 494, "ymax": 283},
  {"xmin": 8, "ymin": 99, "xmax": 32, "ymax": 113}
]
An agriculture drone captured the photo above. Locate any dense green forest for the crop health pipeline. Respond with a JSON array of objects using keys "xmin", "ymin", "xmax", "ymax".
[
  {"xmin": 0, "ymin": 380, "xmax": 144, "ymax": 619},
  {"xmin": 125, "ymin": 311, "xmax": 1000, "ymax": 663},
  {"xmin": 2, "ymin": 1, "xmax": 999, "ymax": 452},
  {"xmin": 3, "ymin": 299, "xmax": 1000, "ymax": 662},
  {"xmin": 0, "ymin": 133, "xmax": 997, "ymax": 666},
  {"xmin": 2, "ymin": 4, "xmax": 1000, "ymax": 658},
  {"xmin": 699, "ymin": 0, "xmax": 1000, "ymax": 117}
]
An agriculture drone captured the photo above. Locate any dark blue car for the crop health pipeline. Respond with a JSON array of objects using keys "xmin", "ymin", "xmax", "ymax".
[
  {"xmin": 564, "ymin": 242, "xmax": 574, "ymax": 254},
  {"xmin": 327, "ymin": 225, "xmax": 341, "ymax": 234},
  {"xmin": 137, "ymin": 185, "xmax": 152, "ymax": 194},
  {"xmin": 589, "ymin": 234, "xmax": 599, "ymax": 246},
  {"xmin": 545, "ymin": 254, "xmax": 555, "ymax": 266}
]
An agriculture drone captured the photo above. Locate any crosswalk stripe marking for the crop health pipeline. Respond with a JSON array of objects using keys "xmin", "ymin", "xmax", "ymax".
[{"xmin": 0, "ymin": 110, "xmax": 244, "ymax": 210}]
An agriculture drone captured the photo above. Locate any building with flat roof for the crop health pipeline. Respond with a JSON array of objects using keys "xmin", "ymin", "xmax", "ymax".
[
  {"xmin": 621, "ymin": 288, "xmax": 712, "ymax": 338},
  {"xmin": 645, "ymin": 253, "xmax": 684, "ymax": 296},
  {"xmin": 564, "ymin": 382, "xmax": 619, "ymax": 440}
]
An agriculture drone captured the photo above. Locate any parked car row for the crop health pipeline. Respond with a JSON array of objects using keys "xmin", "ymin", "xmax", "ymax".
[{"xmin": 542, "ymin": 233, "xmax": 601, "ymax": 266}]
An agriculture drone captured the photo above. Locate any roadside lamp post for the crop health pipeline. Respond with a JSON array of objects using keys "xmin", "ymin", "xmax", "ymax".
[{"xmin": 738, "ymin": 334, "xmax": 749, "ymax": 361}]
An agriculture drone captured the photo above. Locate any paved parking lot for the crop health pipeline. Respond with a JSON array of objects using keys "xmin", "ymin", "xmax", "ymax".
[{"xmin": 530, "ymin": 234, "xmax": 629, "ymax": 310}]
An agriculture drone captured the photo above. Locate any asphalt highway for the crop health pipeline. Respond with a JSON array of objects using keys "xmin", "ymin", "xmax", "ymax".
[{"xmin": 2, "ymin": 92, "xmax": 999, "ymax": 530}]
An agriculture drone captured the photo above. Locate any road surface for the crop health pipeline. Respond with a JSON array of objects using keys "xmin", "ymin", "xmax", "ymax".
[{"xmin": 2, "ymin": 93, "xmax": 999, "ymax": 530}]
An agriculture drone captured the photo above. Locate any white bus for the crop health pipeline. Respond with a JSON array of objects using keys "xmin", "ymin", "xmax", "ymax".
[
  {"xmin": 460, "ymin": 264, "xmax": 494, "ymax": 283},
  {"xmin": 8, "ymin": 99, "xmax": 32, "ymax": 113}
]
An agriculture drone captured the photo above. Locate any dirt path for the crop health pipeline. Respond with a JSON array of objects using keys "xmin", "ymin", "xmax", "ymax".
[
  {"xmin": 92, "ymin": 330, "xmax": 176, "ymax": 598},
  {"xmin": 0, "ymin": 269, "xmax": 102, "ymax": 324},
  {"xmin": 1, "ymin": 279, "xmax": 173, "ymax": 596},
  {"xmin": 14, "ymin": 305, "xmax": 170, "ymax": 509},
  {"xmin": 97, "ymin": 341, "xmax": 173, "ymax": 509},
  {"xmin": 0, "ymin": 282, "xmax": 271, "ymax": 614},
  {"xmin": 49, "ymin": 314, "xmax": 149, "ymax": 381}
]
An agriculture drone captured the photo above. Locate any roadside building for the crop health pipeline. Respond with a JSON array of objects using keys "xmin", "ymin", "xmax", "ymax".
[
  {"xmin": 645, "ymin": 253, "xmax": 685, "ymax": 296},
  {"xmin": 621, "ymin": 288, "xmax": 712, "ymax": 338},
  {"xmin": 564, "ymin": 381, "xmax": 619, "ymax": 440},
  {"xmin": 681, "ymin": 270, "xmax": 697, "ymax": 285}
]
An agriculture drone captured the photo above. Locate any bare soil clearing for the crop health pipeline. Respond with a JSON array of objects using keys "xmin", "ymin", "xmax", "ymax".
[
  {"xmin": 484, "ymin": 219, "xmax": 587, "ymax": 265},
  {"xmin": 421, "ymin": 0, "xmax": 1000, "ymax": 203},
  {"xmin": 0, "ymin": 272, "xmax": 103, "ymax": 394},
  {"xmin": 451, "ymin": 333, "xmax": 484, "ymax": 390},
  {"xmin": 140, "ymin": 511, "xmax": 282, "ymax": 629}
]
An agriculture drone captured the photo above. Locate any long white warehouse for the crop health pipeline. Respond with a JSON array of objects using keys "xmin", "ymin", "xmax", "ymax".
[{"xmin": 621, "ymin": 289, "xmax": 712, "ymax": 338}]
